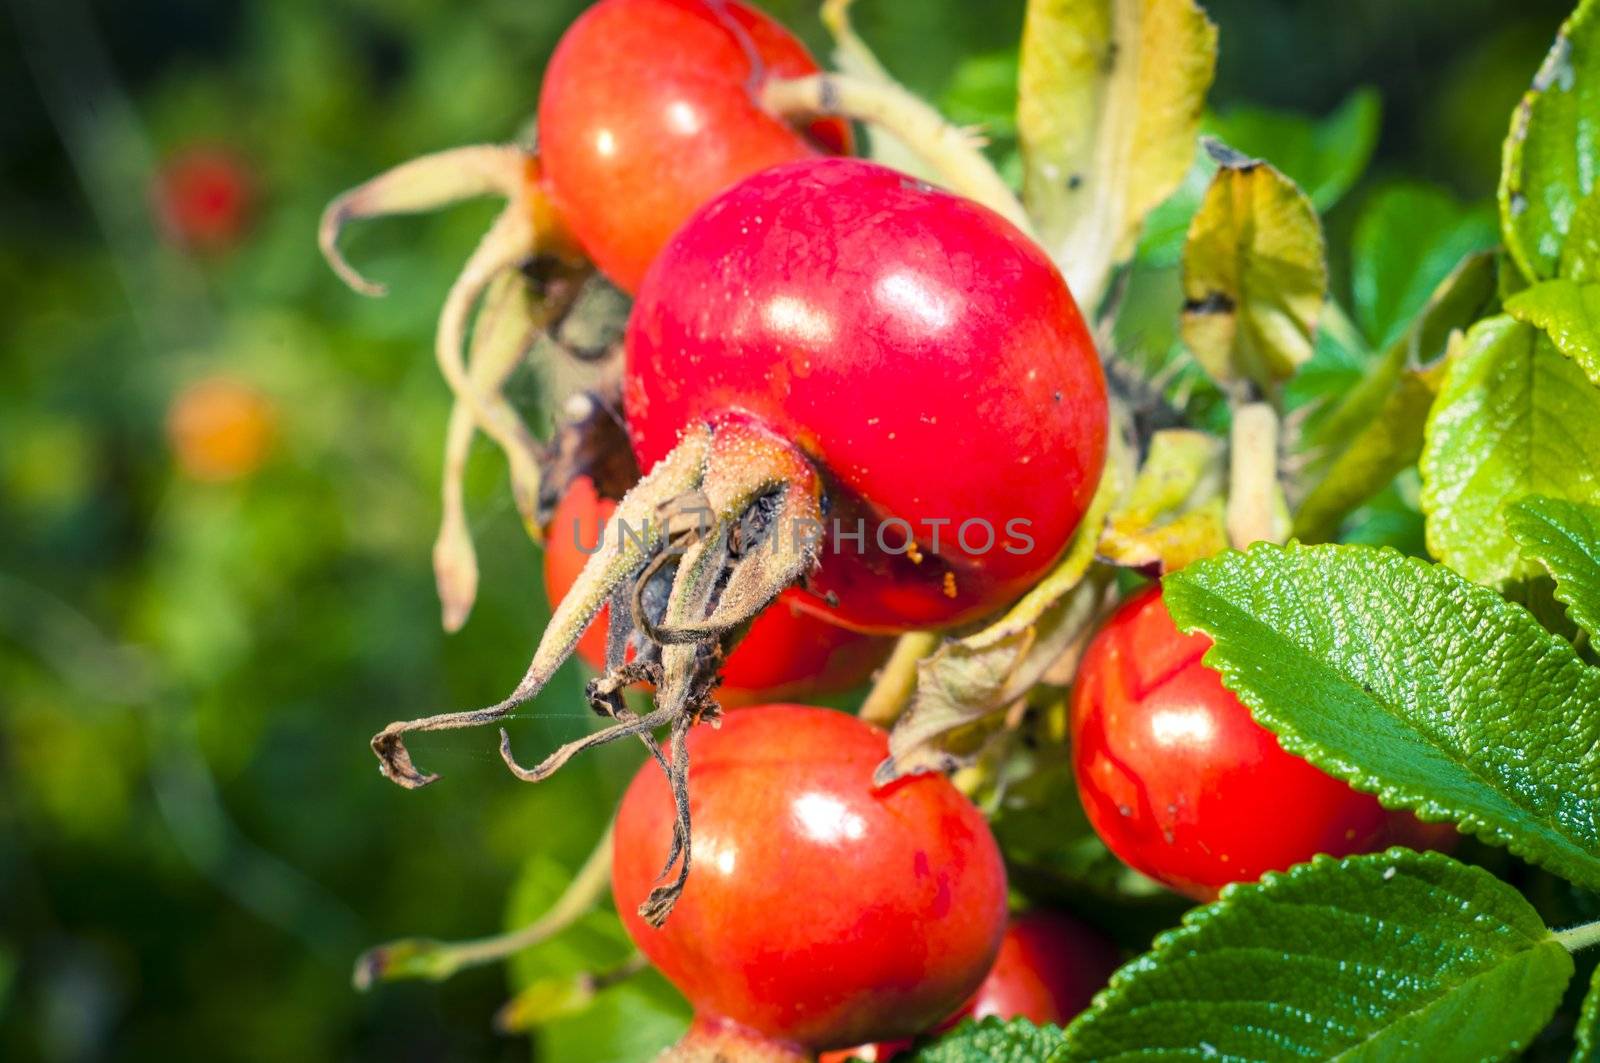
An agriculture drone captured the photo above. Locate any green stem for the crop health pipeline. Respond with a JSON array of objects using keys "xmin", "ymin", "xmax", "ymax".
[
  {"xmin": 858, "ymin": 630, "xmax": 939, "ymax": 728},
  {"xmin": 1556, "ymin": 918, "xmax": 1600, "ymax": 953},
  {"xmin": 353, "ymin": 820, "xmax": 614, "ymax": 989}
]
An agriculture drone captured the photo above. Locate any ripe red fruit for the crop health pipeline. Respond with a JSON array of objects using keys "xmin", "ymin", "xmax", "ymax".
[
  {"xmin": 1071, "ymin": 586, "xmax": 1398, "ymax": 900},
  {"xmin": 154, "ymin": 147, "xmax": 254, "ymax": 252},
  {"xmin": 625, "ymin": 157, "xmax": 1107, "ymax": 632},
  {"xmin": 820, "ymin": 910, "xmax": 1121, "ymax": 1062},
  {"xmin": 613, "ymin": 705, "xmax": 1008, "ymax": 1051},
  {"xmin": 538, "ymin": 0, "xmax": 851, "ymax": 292},
  {"xmin": 544, "ymin": 477, "xmax": 888, "ymax": 702}
]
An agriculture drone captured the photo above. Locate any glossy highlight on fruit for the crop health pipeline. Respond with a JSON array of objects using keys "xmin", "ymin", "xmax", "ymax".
[
  {"xmin": 1070, "ymin": 586, "xmax": 1394, "ymax": 900},
  {"xmin": 625, "ymin": 157, "xmax": 1108, "ymax": 632},
  {"xmin": 543, "ymin": 476, "xmax": 888, "ymax": 703},
  {"xmin": 612, "ymin": 705, "xmax": 1008, "ymax": 1050},
  {"xmin": 538, "ymin": 0, "xmax": 850, "ymax": 292}
]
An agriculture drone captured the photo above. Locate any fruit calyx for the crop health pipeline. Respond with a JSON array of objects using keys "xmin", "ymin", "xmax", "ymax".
[{"xmin": 371, "ymin": 415, "xmax": 825, "ymax": 923}]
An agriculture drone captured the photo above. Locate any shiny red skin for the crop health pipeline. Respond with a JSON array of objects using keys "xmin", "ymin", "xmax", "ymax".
[
  {"xmin": 613, "ymin": 705, "xmax": 1008, "ymax": 1051},
  {"xmin": 625, "ymin": 158, "xmax": 1108, "ymax": 633},
  {"xmin": 822, "ymin": 910, "xmax": 1121, "ymax": 1063},
  {"xmin": 154, "ymin": 147, "xmax": 254, "ymax": 251},
  {"xmin": 1071, "ymin": 587, "xmax": 1396, "ymax": 901},
  {"xmin": 538, "ymin": 0, "xmax": 850, "ymax": 292},
  {"xmin": 543, "ymin": 477, "xmax": 889, "ymax": 704}
]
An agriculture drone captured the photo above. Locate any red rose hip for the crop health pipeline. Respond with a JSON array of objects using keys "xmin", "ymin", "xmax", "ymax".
[
  {"xmin": 613, "ymin": 705, "xmax": 1008, "ymax": 1051},
  {"xmin": 625, "ymin": 157, "xmax": 1108, "ymax": 632},
  {"xmin": 538, "ymin": 0, "xmax": 850, "ymax": 292},
  {"xmin": 1070, "ymin": 586, "xmax": 1396, "ymax": 900}
]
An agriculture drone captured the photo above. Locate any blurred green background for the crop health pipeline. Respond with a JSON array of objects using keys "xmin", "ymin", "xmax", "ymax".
[{"xmin": 0, "ymin": 0, "xmax": 1578, "ymax": 1059}]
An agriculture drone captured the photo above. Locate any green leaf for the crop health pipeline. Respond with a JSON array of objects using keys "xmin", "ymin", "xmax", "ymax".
[
  {"xmin": 1564, "ymin": 187, "xmax": 1600, "ymax": 283},
  {"xmin": 911, "ymin": 1016, "xmax": 1068, "ymax": 1063},
  {"xmin": 1501, "ymin": 0, "xmax": 1600, "ymax": 282},
  {"xmin": 1018, "ymin": 0, "xmax": 1217, "ymax": 308},
  {"xmin": 1061, "ymin": 850, "xmax": 1573, "ymax": 1062},
  {"xmin": 1353, "ymin": 183, "xmax": 1499, "ymax": 350},
  {"xmin": 942, "ymin": 50, "xmax": 1019, "ymax": 140},
  {"xmin": 1180, "ymin": 142, "xmax": 1329, "ymax": 392},
  {"xmin": 1506, "ymin": 277, "xmax": 1600, "ymax": 387},
  {"xmin": 1421, "ymin": 315, "xmax": 1600, "ymax": 586},
  {"xmin": 1292, "ymin": 366, "xmax": 1439, "ymax": 544},
  {"xmin": 1209, "ymin": 88, "xmax": 1381, "ymax": 213},
  {"xmin": 1576, "ymin": 963, "xmax": 1600, "ymax": 1063},
  {"xmin": 1508, "ymin": 495, "xmax": 1600, "ymax": 642},
  {"xmin": 1164, "ymin": 542, "xmax": 1600, "ymax": 890},
  {"xmin": 1138, "ymin": 92, "xmax": 1380, "ymax": 271},
  {"xmin": 1294, "ymin": 252, "xmax": 1497, "ymax": 541},
  {"xmin": 504, "ymin": 854, "xmax": 688, "ymax": 1060}
]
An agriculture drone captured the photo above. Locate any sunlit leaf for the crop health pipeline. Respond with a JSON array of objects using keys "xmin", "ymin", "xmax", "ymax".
[
  {"xmin": 1180, "ymin": 142, "xmax": 1327, "ymax": 392},
  {"xmin": 1062, "ymin": 850, "xmax": 1572, "ymax": 1062},
  {"xmin": 1421, "ymin": 315, "xmax": 1600, "ymax": 586},
  {"xmin": 1018, "ymin": 0, "xmax": 1217, "ymax": 308},
  {"xmin": 1500, "ymin": 0, "xmax": 1600, "ymax": 282}
]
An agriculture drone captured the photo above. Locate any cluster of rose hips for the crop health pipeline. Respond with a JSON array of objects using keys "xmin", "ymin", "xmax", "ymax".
[{"xmin": 322, "ymin": 1, "xmax": 1444, "ymax": 1057}]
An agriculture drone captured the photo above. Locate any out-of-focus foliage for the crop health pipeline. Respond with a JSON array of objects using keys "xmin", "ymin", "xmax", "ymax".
[{"xmin": 0, "ymin": 0, "xmax": 1581, "ymax": 1060}]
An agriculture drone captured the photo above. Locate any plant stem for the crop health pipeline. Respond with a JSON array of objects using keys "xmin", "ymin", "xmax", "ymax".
[
  {"xmin": 1226, "ymin": 401, "xmax": 1291, "ymax": 549},
  {"xmin": 761, "ymin": 72, "xmax": 1032, "ymax": 236},
  {"xmin": 352, "ymin": 820, "xmax": 614, "ymax": 989},
  {"xmin": 859, "ymin": 630, "xmax": 939, "ymax": 728},
  {"xmin": 1557, "ymin": 918, "xmax": 1600, "ymax": 953}
]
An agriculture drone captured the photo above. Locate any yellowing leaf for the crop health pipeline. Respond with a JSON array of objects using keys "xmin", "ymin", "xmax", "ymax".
[
  {"xmin": 1180, "ymin": 143, "xmax": 1328, "ymax": 392},
  {"xmin": 1098, "ymin": 429, "xmax": 1228, "ymax": 570},
  {"xmin": 1018, "ymin": 0, "xmax": 1217, "ymax": 309}
]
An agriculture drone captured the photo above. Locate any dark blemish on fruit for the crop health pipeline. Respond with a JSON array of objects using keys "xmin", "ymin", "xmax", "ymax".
[
  {"xmin": 1053, "ymin": 390, "xmax": 1063, "ymax": 402},
  {"xmin": 1067, "ymin": 173, "xmax": 1083, "ymax": 191}
]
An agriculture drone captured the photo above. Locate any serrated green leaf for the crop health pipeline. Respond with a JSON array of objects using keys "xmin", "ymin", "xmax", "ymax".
[
  {"xmin": 1353, "ymin": 183, "xmax": 1499, "ymax": 350},
  {"xmin": 1576, "ymin": 963, "xmax": 1600, "ymax": 1063},
  {"xmin": 1018, "ymin": 0, "xmax": 1217, "ymax": 308},
  {"xmin": 1293, "ymin": 366, "xmax": 1439, "ymax": 544},
  {"xmin": 1501, "ymin": 0, "xmax": 1600, "ymax": 282},
  {"xmin": 1509, "ymin": 495, "xmax": 1600, "ymax": 642},
  {"xmin": 1564, "ymin": 188, "xmax": 1600, "ymax": 283},
  {"xmin": 1506, "ymin": 278, "xmax": 1600, "ymax": 387},
  {"xmin": 1164, "ymin": 542, "xmax": 1600, "ymax": 890},
  {"xmin": 911, "ymin": 1016, "xmax": 1068, "ymax": 1063},
  {"xmin": 1421, "ymin": 315, "xmax": 1600, "ymax": 586},
  {"xmin": 1062, "ymin": 850, "xmax": 1573, "ymax": 1062},
  {"xmin": 1180, "ymin": 143, "xmax": 1328, "ymax": 392}
]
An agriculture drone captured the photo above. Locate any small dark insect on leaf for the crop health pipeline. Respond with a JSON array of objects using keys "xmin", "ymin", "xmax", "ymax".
[{"xmin": 1182, "ymin": 292, "xmax": 1237, "ymax": 316}]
